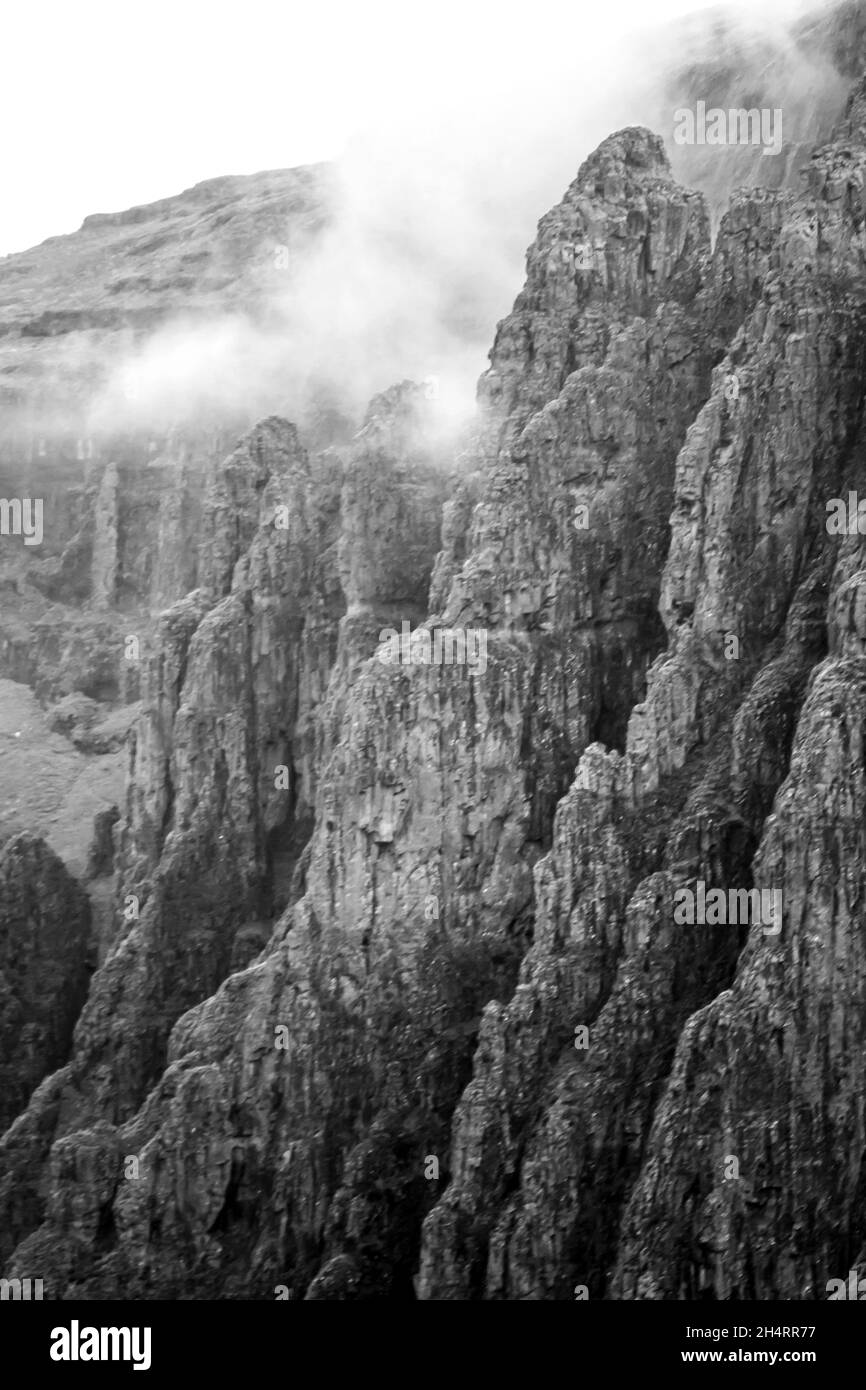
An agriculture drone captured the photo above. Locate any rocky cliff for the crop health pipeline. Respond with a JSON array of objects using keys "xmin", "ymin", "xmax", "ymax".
[{"xmin": 4, "ymin": 0, "xmax": 866, "ymax": 1304}]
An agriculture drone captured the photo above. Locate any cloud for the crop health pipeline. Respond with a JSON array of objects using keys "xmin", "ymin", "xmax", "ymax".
[{"xmin": 35, "ymin": 0, "xmax": 855, "ymax": 449}]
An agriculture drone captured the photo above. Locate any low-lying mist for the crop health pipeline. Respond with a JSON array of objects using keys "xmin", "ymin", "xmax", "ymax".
[{"xmin": 16, "ymin": 0, "xmax": 852, "ymax": 455}]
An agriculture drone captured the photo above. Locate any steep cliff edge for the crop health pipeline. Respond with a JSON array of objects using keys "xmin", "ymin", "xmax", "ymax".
[
  {"xmin": 6, "ymin": 52, "xmax": 866, "ymax": 1305},
  {"xmin": 0, "ymin": 384, "xmax": 451, "ymax": 1283},
  {"xmin": 608, "ymin": 89, "xmax": 866, "ymax": 1300},
  {"xmin": 420, "ymin": 80, "xmax": 866, "ymax": 1300},
  {"xmin": 0, "ymin": 834, "xmax": 91, "ymax": 1134}
]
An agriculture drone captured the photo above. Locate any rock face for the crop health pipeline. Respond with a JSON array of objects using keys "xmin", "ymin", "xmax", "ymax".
[
  {"xmin": 0, "ymin": 381, "xmax": 453, "ymax": 1285},
  {"xmin": 0, "ymin": 834, "xmax": 91, "ymax": 1134},
  {"xmin": 7, "ymin": 4, "xmax": 866, "ymax": 1304},
  {"xmin": 416, "ymin": 82, "xmax": 866, "ymax": 1302}
]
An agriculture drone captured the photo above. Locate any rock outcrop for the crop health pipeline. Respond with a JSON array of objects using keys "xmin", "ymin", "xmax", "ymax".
[
  {"xmin": 0, "ymin": 834, "xmax": 91, "ymax": 1134},
  {"xmin": 6, "ymin": 3, "xmax": 866, "ymax": 1305}
]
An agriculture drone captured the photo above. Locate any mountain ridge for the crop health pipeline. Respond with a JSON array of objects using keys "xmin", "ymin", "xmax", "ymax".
[{"xmin": 3, "ymin": 0, "xmax": 866, "ymax": 1301}]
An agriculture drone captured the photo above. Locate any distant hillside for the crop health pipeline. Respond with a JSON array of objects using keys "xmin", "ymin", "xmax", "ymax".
[{"xmin": 0, "ymin": 164, "xmax": 334, "ymax": 431}]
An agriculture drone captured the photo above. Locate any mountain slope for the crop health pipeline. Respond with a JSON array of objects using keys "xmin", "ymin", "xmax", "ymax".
[{"xmin": 5, "ymin": 0, "xmax": 866, "ymax": 1304}]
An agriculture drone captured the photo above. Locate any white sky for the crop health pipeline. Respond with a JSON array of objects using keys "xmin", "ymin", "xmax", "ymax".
[{"xmin": 0, "ymin": 0, "xmax": 821, "ymax": 257}]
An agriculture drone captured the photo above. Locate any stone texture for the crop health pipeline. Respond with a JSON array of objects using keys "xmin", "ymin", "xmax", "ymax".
[
  {"xmin": 7, "ymin": 27, "xmax": 866, "ymax": 1308},
  {"xmin": 0, "ymin": 835, "xmax": 91, "ymax": 1134}
]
